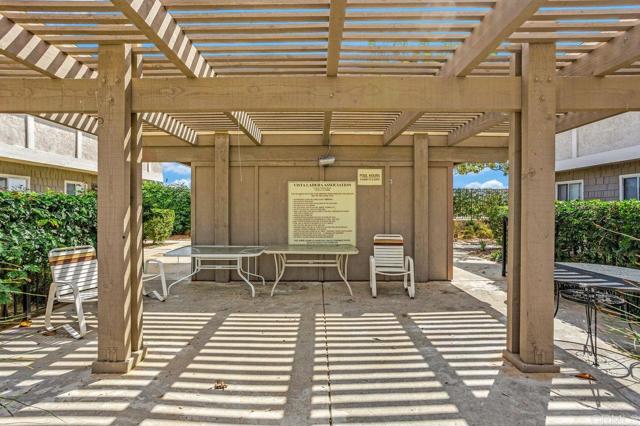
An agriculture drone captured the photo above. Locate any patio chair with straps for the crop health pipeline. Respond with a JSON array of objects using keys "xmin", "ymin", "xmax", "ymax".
[
  {"xmin": 369, "ymin": 234, "xmax": 416, "ymax": 299},
  {"xmin": 45, "ymin": 246, "xmax": 167, "ymax": 338}
]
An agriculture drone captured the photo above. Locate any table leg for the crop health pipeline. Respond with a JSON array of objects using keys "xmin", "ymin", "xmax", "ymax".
[
  {"xmin": 336, "ymin": 254, "xmax": 353, "ymax": 297},
  {"xmin": 167, "ymin": 258, "xmax": 201, "ymax": 294},
  {"xmin": 270, "ymin": 253, "xmax": 286, "ymax": 296},
  {"xmin": 236, "ymin": 258, "xmax": 256, "ymax": 298},
  {"xmin": 593, "ymin": 300, "xmax": 599, "ymax": 367}
]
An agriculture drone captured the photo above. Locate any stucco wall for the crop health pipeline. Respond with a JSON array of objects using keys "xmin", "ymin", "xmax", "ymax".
[
  {"xmin": 191, "ymin": 145, "xmax": 453, "ymax": 282},
  {"xmin": 81, "ymin": 134, "xmax": 98, "ymax": 161},
  {"xmin": 556, "ymin": 159, "xmax": 640, "ymax": 201},
  {"xmin": 34, "ymin": 118, "xmax": 76, "ymax": 156},
  {"xmin": 0, "ymin": 114, "xmax": 27, "ymax": 147},
  {"xmin": 556, "ymin": 112, "xmax": 640, "ymax": 161},
  {"xmin": 0, "ymin": 160, "xmax": 97, "ymax": 193},
  {"xmin": 555, "ymin": 131, "xmax": 573, "ymax": 161}
]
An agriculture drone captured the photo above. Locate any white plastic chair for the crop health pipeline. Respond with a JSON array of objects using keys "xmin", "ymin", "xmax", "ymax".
[
  {"xmin": 142, "ymin": 259, "xmax": 168, "ymax": 301},
  {"xmin": 45, "ymin": 246, "xmax": 98, "ymax": 338},
  {"xmin": 45, "ymin": 246, "xmax": 167, "ymax": 339},
  {"xmin": 369, "ymin": 234, "xmax": 415, "ymax": 299}
]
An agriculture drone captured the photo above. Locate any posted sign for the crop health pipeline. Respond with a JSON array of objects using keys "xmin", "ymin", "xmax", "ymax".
[
  {"xmin": 357, "ymin": 169, "xmax": 383, "ymax": 186},
  {"xmin": 288, "ymin": 181, "xmax": 356, "ymax": 245}
]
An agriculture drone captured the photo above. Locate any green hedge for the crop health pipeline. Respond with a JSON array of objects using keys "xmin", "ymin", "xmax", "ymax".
[
  {"xmin": 143, "ymin": 181, "xmax": 190, "ymax": 235},
  {"xmin": 488, "ymin": 200, "xmax": 640, "ymax": 268},
  {"xmin": 453, "ymin": 189, "xmax": 509, "ymax": 220},
  {"xmin": 143, "ymin": 208, "xmax": 175, "ymax": 244},
  {"xmin": 556, "ymin": 200, "xmax": 640, "ymax": 268},
  {"xmin": 0, "ymin": 191, "xmax": 97, "ymax": 304}
]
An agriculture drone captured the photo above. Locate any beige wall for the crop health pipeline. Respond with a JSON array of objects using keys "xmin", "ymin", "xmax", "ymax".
[
  {"xmin": 191, "ymin": 144, "xmax": 454, "ymax": 282},
  {"xmin": 0, "ymin": 160, "xmax": 97, "ymax": 192}
]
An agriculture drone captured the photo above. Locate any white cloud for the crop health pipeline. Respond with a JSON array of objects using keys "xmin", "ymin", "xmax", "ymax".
[
  {"xmin": 163, "ymin": 162, "xmax": 191, "ymax": 176},
  {"xmin": 169, "ymin": 178, "xmax": 191, "ymax": 188},
  {"xmin": 464, "ymin": 179, "xmax": 505, "ymax": 189}
]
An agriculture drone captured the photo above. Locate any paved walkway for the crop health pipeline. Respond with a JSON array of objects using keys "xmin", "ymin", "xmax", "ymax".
[{"xmin": 0, "ymin": 246, "xmax": 637, "ymax": 425}]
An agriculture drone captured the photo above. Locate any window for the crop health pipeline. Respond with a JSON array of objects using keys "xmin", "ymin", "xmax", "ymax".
[
  {"xmin": 620, "ymin": 174, "xmax": 640, "ymax": 200},
  {"xmin": 65, "ymin": 181, "xmax": 87, "ymax": 195},
  {"xmin": 0, "ymin": 174, "xmax": 30, "ymax": 191},
  {"xmin": 556, "ymin": 180, "xmax": 583, "ymax": 201}
]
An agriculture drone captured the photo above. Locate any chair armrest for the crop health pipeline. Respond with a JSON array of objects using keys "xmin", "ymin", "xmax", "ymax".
[
  {"xmin": 144, "ymin": 258, "xmax": 165, "ymax": 277},
  {"xmin": 53, "ymin": 280, "xmax": 81, "ymax": 295},
  {"xmin": 405, "ymin": 256, "xmax": 414, "ymax": 270}
]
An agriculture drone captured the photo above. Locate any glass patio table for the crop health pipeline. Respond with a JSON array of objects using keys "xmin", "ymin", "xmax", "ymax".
[
  {"xmin": 164, "ymin": 245, "xmax": 265, "ymax": 298},
  {"xmin": 265, "ymin": 244, "xmax": 359, "ymax": 297}
]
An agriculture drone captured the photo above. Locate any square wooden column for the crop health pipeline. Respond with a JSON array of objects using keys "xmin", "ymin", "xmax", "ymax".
[
  {"xmin": 93, "ymin": 44, "xmax": 144, "ymax": 374},
  {"xmin": 504, "ymin": 43, "xmax": 559, "ymax": 373},
  {"xmin": 214, "ymin": 133, "xmax": 230, "ymax": 282},
  {"xmin": 506, "ymin": 52, "xmax": 522, "ymax": 355},
  {"xmin": 129, "ymin": 54, "xmax": 146, "ymax": 356},
  {"xmin": 413, "ymin": 134, "xmax": 429, "ymax": 282}
]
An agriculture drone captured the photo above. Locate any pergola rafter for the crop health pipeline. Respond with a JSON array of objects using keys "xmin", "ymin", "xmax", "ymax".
[
  {"xmin": 0, "ymin": 13, "xmax": 199, "ymax": 143},
  {"xmin": 555, "ymin": 22, "xmax": 640, "ymax": 133},
  {"xmin": 384, "ymin": 0, "xmax": 545, "ymax": 145},
  {"xmin": 439, "ymin": 0, "xmax": 546, "ymax": 78},
  {"xmin": 110, "ymin": 0, "xmax": 264, "ymax": 144},
  {"xmin": 448, "ymin": 112, "xmax": 510, "ymax": 146},
  {"xmin": 110, "ymin": 0, "xmax": 214, "ymax": 79},
  {"xmin": 224, "ymin": 111, "xmax": 263, "ymax": 145}
]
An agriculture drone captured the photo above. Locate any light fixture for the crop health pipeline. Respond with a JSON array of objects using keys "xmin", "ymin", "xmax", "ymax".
[{"xmin": 319, "ymin": 155, "xmax": 336, "ymax": 167}]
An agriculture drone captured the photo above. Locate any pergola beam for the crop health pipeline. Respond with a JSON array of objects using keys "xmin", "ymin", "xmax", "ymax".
[
  {"xmin": 323, "ymin": 0, "xmax": 347, "ymax": 145},
  {"xmin": 556, "ymin": 111, "xmax": 623, "ymax": 134},
  {"xmin": 559, "ymin": 23, "xmax": 640, "ymax": 77},
  {"xmin": 383, "ymin": 112, "xmax": 422, "ymax": 146},
  {"xmin": 131, "ymin": 76, "xmax": 523, "ymax": 113},
  {"xmin": 110, "ymin": 0, "xmax": 214, "ymax": 78},
  {"xmin": 448, "ymin": 112, "xmax": 509, "ymax": 146},
  {"xmin": 2, "ymin": 76, "xmax": 640, "ymax": 114},
  {"xmin": 224, "ymin": 111, "xmax": 263, "ymax": 145},
  {"xmin": 439, "ymin": 0, "xmax": 546, "ymax": 78}
]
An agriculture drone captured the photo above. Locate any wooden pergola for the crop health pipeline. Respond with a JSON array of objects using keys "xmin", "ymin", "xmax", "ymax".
[{"xmin": 1, "ymin": 0, "xmax": 639, "ymax": 374}]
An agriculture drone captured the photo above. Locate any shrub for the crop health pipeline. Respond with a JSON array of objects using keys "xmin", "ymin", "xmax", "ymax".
[
  {"xmin": 0, "ymin": 191, "xmax": 97, "ymax": 304},
  {"xmin": 142, "ymin": 181, "xmax": 191, "ymax": 235},
  {"xmin": 454, "ymin": 220, "xmax": 493, "ymax": 241},
  {"xmin": 143, "ymin": 208, "xmax": 175, "ymax": 244},
  {"xmin": 454, "ymin": 188, "xmax": 508, "ymax": 220},
  {"xmin": 486, "ymin": 205, "xmax": 509, "ymax": 245},
  {"xmin": 555, "ymin": 200, "xmax": 640, "ymax": 268}
]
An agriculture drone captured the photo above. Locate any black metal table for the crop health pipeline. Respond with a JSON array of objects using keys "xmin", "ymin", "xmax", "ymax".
[{"xmin": 554, "ymin": 262, "xmax": 640, "ymax": 366}]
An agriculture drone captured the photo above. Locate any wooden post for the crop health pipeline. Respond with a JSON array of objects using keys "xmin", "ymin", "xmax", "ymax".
[
  {"xmin": 214, "ymin": 133, "xmax": 230, "ymax": 282},
  {"xmin": 505, "ymin": 52, "xmax": 522, "ymax": 355},
  {"xmin": 413, "ymin": 134, "xmax": 429, "ymax": 282},
  {"xmin": 504, "ymin": 43, "xmax": 559, "ymax": 373},
  {"xmin": 92, "ymin": 44, "xmax": 142, "ymax": 374},
  {"xmin": 129, "ymin": 53, "xmax": 145, "ymax": 357}
]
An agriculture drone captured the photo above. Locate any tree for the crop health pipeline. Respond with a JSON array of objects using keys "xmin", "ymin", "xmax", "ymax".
[{"xmin": 455, "ymin": 162, "xmax": 509, "ymax": 175}]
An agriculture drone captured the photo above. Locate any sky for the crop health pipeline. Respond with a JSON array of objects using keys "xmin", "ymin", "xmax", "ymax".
[{"xmin": 162, "ymin": 163, "xmax": 508, "ymax": 189}]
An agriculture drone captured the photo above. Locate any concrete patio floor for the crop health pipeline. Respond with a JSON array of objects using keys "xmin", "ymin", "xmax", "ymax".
[{"xmin": 1, "ymin": 251, "xmax": 639, "ymax": 426}]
